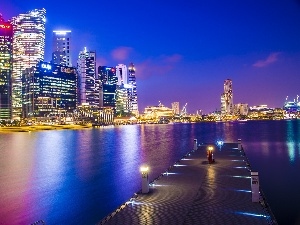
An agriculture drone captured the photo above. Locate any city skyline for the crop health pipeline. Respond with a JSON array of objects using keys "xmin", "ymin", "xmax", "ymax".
[{"xmin": 2, "ymin": 1, "xmax": 300, "ymax": 113}]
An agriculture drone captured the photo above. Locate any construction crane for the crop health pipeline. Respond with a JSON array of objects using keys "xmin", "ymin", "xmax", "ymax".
[{"xmin": 180, "ymin": 103, "xmax": 188, "ymax": 116}]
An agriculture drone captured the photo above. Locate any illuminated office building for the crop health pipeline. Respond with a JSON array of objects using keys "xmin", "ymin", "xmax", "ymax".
[
  {"xmin": 221, "ymin": 79, "xmax": 233, "ymax": 115},
  {"xmin": 11, "ymin": 8, "xmax": 46, "ymax": 118},
  {"xmin": 52, "ymin": 30, "xmax": 71, "ymax": 66},
  {"xmin": 234, "ymin": 103, "xmax": 249, "ymax": 116},
  {"xmin": 144, "ymin": 103, "xmax": 174, "ymax": 119},
  {"xmin": 116, "ymin": 64, "xmax": 127, "ymax": 85},
  {"xmin": 115, "ymin": 63, "xmax": 139, "ymax": 116},
  {"xmin": 77, "ymin": 47, "xmax": 97, "ymax": 106},
  {"xmin": 22, "ymin": 62, "xmax": 77, "ymax": 118},
  {"xmin": 0, "ymin": 15, "xmax": 12, "ymax": 119},
  {"xmin": 98, "ymin": 63, "xmax": 138, "ymax": 116},
  {"xmin": 128, "ymin": 63, "xmax": 138, "ymax": 115},
  {"xmin": 98, "ymin": 66, "xmax": 117, "ymax": 85},
  {"xmin": 171, "ymin": 102, "xmax": 180, "ymax": 115},
  {"xmin": 115, "ymin": 84, "xmax": 131, "ymax": 116},
  {"xmin": 98, "ymin": 66, "xmax": 117, "ymax": 108}
]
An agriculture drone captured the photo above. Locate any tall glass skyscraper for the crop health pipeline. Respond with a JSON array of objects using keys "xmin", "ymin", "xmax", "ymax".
[
  {"xmin": 52, "ymin": 30, "xmax": 72, "ymax": 67},
  {"xmin": 98, "ymin": 66, "xmax": 117, "ymax": 108},
  {"xmin": 0, "ymin": 14, "xmax": 12, "ymax": 119},
  {"xmin": 128, "ymin": 63, "xmax": 138, "ymax": 115},
  {"xmin": 11, "ymin": 8, "xmax": 46, "ymax": 119},
  {"xmin": 116, "ymin": 64, "xmax": 127, "ymax": 85},
  {"xmin": 115, "ymin": 63, "xmax": 139, "ymax": 116},
  {"xmin": 221, "ymin": 79, "xmax": 233, "ymax": 115},
  {"xmin": 22, "ymin": 62, "xmax": 77, "ymax": 118},
  {"xmin": 77, "ymin": 47, "xmax": 97, "ymax": 106}
]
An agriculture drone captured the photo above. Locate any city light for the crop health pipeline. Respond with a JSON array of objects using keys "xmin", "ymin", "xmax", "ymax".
[
  {"xmin": 53, "ymin": 30, "xmax": 71, "ymax": 35},
  {"xmin": 0, "ymin": 24, "xmax": 10, "ymax": 29}
]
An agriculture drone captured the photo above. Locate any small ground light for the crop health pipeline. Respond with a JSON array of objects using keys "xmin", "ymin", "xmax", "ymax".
[{"xmin": 216, "ymin": 140, "xmax": 224, "ymax": 148}]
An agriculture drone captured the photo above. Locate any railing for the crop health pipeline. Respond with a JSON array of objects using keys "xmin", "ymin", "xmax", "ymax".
[
  {"xmin": 241, "ymin": 146, "xmax": 278, "ymax": 225},
  {"xmin": 30, "ymin": 220, "xmax": 45, "ymax": 225}
]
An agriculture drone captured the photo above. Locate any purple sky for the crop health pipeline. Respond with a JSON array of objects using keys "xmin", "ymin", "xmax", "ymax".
[{"xmin": 2, "ymin": 0, "xmax": 300, "ymax": 113}]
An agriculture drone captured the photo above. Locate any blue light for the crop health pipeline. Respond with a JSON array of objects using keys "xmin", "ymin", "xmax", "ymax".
[
  {"xmin": 235, "ymin": 211, "xmax": 269, "ymax": 218},
  {"xmin": 232, "ymin": 175, "xmax": 251, "ymax": 179},
  {"xmin": 41, "ymin": 63, "xmax": 52, "ymax": 70},
  {"xmin": 216, "ymin": 140, "xmax": 224, "ymax": 147},
  {"xmin": 235, "ymin": 189, "xmax": 251, "ymax": 193}
]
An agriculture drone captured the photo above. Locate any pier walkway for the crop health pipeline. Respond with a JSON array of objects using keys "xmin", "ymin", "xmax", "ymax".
[{"xmin": 99, "ymin": 143, "xmax": 277, "ymax": 225}]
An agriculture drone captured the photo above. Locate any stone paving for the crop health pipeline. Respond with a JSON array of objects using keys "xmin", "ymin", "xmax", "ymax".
[{"xmin": 99, "ymin": 143, "xmax": 277, "ymax": 225}]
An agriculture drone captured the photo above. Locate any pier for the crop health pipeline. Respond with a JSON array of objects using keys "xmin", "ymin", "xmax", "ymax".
[{"xmin": 98, "ymin": 142, "xmax": 277, "ymax": 225}]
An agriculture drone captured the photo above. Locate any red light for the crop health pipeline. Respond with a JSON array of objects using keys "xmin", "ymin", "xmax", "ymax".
[{"xmin": 0, "ymin": 24, "xmax": 11, "ymax": 29}]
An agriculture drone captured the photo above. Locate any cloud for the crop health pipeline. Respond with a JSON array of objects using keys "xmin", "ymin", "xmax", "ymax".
[
  {"xmin": 253, "ymin": 52, "xmax": 281, "ymax": 68},
  {"xmin": 162, "ymin": 54, "xmax": 183, "ymax": 63},
  {"xmin": 97, "ymin": 57, "xmax": 108, "ymax": 67},
  {"xmin": 111, "ymin": 46, "xmax": 133, "ymax": 61},
  {"xmin": 136, "ymin": 54, "xmax": 183, "ymax": 79}
]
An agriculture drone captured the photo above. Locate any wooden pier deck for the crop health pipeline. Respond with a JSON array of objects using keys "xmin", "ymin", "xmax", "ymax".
[{"xmin": 99, "ymin": 143, "xmax": 277, "ymax": 225}]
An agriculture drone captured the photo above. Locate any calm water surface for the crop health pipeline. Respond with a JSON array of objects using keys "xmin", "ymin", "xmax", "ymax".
[{"xmin": 0, "ymin": 120, "xmax": 299, "ymax": 225}]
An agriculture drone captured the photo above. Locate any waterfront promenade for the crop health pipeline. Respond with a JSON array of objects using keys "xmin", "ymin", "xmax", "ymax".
[{"xmin": 99, "ymin": 142, "xmax": 277, "ymax": 225}]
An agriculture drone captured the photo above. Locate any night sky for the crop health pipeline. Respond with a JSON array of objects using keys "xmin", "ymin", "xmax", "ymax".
[{"xmin": 2, "ymin": 0, "xmax": 300, "ymax": 113}]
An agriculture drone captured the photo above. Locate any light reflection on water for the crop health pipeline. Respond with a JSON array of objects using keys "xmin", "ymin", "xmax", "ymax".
[
  {"xmin": 286, "ymin": 120, "xmax": 298, "ymax": 162},
  {"xmin": 0, "ymin": 120, "xmax": 299, "ymax": 225}
]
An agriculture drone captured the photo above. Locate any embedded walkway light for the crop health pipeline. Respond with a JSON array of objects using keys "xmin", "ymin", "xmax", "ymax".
[{"xmin": 140, "ymin": 166, "xmax": 149, "ymax": 194}]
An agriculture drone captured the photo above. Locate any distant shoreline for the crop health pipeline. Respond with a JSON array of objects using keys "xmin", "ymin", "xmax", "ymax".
[{"xmin": 0, "ymin": 124, "xmax": 93, "ymax": 133}]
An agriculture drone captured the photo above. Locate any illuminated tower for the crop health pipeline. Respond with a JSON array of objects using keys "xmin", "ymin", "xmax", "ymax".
[
  {"xmin": 0, "ymin": 15, "xmax": 12, "ymax": 119},
  {"xmin": 171, "ymin": 102, "xmax": 180, "ymax": 115},
  {"xmin": 128, "ymin": 63, "xmax": 138, "ymax": 115},
  {"xmin": 221, "ymin": 79, "xmax": 233, "ymax": 115},
  {"xmin": 22, "ymin": 62, "xmax": 77, "ymax": 118},
  {"xmin": 77, "ymin": 47, "xmax": 97, "ymax": 106},
  {"xmin": 116, "ymin": 64, "xmax": 127, "ymax": 85},
  {"xmin": 11, "ymin": 8, "xmax": 46, "ymax": 119},
  {"xmin": 52, "ymin": 30, "xmax": 71, "ymax": 66},
  {"xmin": 98, "ymin": 66, "xmax": 117, "ymax": 108}
]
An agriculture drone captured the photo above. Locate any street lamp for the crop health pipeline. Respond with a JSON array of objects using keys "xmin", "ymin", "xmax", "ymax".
[
  {"xmin": 140, "ymin": 166, "xmax": 149, "ymax": 194},
  {"xmin": 207, "ymin": 146, "xmax": 215, "ymax": 164}
]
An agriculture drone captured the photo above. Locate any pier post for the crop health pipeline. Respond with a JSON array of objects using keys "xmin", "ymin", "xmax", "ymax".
[
  {"xmin": 238, "ymin": 139, "xmax": 242, "ymax": 151},
  {"xmin": 193, "ymin": 139, "xmax": 198, "ymax": 151},
  {"xmin": 141, "ymin": 167, "xmax": 149, "ymax": 194},
  {"xmin": 251, "ymin": 172, "xmax": 260, "ymax": 202}
]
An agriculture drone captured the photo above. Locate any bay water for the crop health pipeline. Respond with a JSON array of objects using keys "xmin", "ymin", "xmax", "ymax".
[{"xmin": 0, "ymin": 120, "xmax": 299, "ymax": 224}]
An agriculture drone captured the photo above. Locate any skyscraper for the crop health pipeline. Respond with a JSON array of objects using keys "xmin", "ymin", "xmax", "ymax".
[
  {"xmin": 128, "ymin": 63, "xmax": 138, "ymax": 115},
  {"xmin": 77, "ymin": 47, "xmax": 97, "ymax": 106},
  {"xmin": 171, "ymin": 102, "xmax": 180, "ymax": 115},
  {"xmin": 98, "ymin": 66, "xmax": 117, "ymax": 108},
  {"xmin": 115, "ymin": 63, "xmax": 139, "ymax": 116},
  {"xmin": 11, "ymin": 8, "xmax": 46, "ymax": 119},
  {"xmin": 0, "ymin": 14, "xmax": 12, "ymax": 119},
  {"xmin": 52, "ymin": 30, "xmax": 71, "ymax": 66},
  {"xmin": 221, "ymin": 79, "xmax": 233, "ymax": 115},
  {"xmin": 116, "ymin": 64, "xmax": 127, "ymax": 85},
  {"xmin": 22, "ymin": 62, "xmax": 77, "ymax": 118}
]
